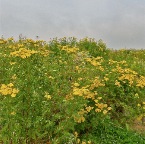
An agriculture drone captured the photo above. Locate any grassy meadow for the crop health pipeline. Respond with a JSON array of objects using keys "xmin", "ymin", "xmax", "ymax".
[{"xmin": 0, "ymin": 37, "xmax": 145, "ymax": 143}]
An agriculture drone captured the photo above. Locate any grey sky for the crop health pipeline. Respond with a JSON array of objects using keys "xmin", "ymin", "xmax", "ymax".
[{"xmin": 0, "ymin": 0, "xmax": 145, "ymax": 49}]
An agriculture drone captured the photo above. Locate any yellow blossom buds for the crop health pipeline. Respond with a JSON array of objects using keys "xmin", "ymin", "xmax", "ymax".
[
  {"xmin": 44, "ymin": 92, "xmax": 51, "ymax": 100},
  {"xmin": 0, "ymin": 83, "xmax": 19, "ymax": 97}
]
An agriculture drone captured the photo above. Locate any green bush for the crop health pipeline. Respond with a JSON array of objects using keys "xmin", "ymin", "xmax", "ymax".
[{"xmin": 0, "ymin": 37, "xmax": 145, "ymax": 143}]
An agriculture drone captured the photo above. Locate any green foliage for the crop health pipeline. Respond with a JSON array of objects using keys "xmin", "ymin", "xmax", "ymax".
[
  {"xmin": 77, "ymin": 38, "xmax": 108, "ymax": 58},
  {"xmin": 0, "ymin": 37, "xmax": 145, "ymax": 143},
  {"xmin": 87, "ymin": 120, "xmax": 145, "ymax": 144}
]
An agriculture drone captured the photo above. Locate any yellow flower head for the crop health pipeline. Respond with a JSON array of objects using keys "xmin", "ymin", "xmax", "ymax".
[
  {"xmin": 94, "ymin": 99, "xmax": 98, "ymax": 103},
  {"xmin": 8, "ymin": 83, "xmax": 14, "ymax": 87},
  {"xmin": 44, "ymin": 92, "xmax": 51, "ymax": 100},
  {"xmin": 85, "ymin": 106, "xmax": 94, "ymax": 112},
  {"xmin": 107, "ymin": 107, "xmax": 112, "ymax": 111},
  {"xmin": 103, "ymin": 110, "xmax": 108, "ymax": 115},
  {"xmin": 74, "ymin": 83, "xmax": 80, "ymax": 87},
  {"xmin": 135, "ymin": 93, "xmax": 139, "ymax": 98},
  {"xmin": 137, "ymin": 104, "xmax": 141, "ymax": 107},
  {"xmin": 74, "ymin": 131, "xmax": 78, "ymax": 137},
  {"xmin": 11, "ymin": 111, "xmax": 16, "ymax": 115},
  {"xmin": 97, "ymin": 97, "xmax": 102, "ymax": 100},
  {"xmin": 95, "ymin": 108, "xmax": 101, "ymax": 112}
]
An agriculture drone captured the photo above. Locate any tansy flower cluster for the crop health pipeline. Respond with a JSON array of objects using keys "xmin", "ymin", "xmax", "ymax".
[
  {"xmin": 0, "ymin": 83, "xmax": 19, "ymax": 97},
  {"xmin": 74, "ymin": 106, "xmax": 94, "ymax": 123},
  {"xmin": 109, "ymin": 59, "xmax": 127, "ymax": 66},
  {"xmin": 85, "ymin": 56, "xmax": 104, "ymax": 71},
  {"xmin": 38, "ymin": 48, "xmax": 50, "ymax": 57},
  {"xmin": 25, "ymin": 38, "xmax": 36, "ymax": 44},
  {"xmin": 73, "ymin": 86, "xmax": 96, "ymax": 99},
  {"xmin": 94, "ymin": 97, "xmax": 112, "ymax": 114},
  {"xmin": 115, "ymin": 80, "xmax": 121, "ymax": 87},
  {"xmin": 74, "ymin": 97, "xmax": 112, "ymax": 123},
  {"xmin": 118, "ymin": 74, "xmax": 136, "ymax": 86},
  {"xmin": 71, "ymin": 81, "xmax": 112, "ymax": 123},
  {"xmin": 61, "ymin": 45, "xmax": 79, "ymax": 53},
  {"xmin": 112, "ymin": 66, "xmax": 137, "ymax": 75},
  {"xmin": 111, "ymin": 64, "xmax": 145, "ymax": 88},
  {"xmin": 10, "ymin": 48, "xmax": 38, "ymax": 58},
  {"xmin": 74, "ymin": 108, "xmax": 86, "ymax": 123},
  {"xmin": 90, "ymin": 76, "xmax": 105, "ymax": 90},
  {"xmin": 0, "ymin": 39, "xmax": 7, "ymax": 44},
  {"xmin": 8, "ymin": 44, "xmax": 24, "ymax": 50},
  {"xmin": 136, "ymin": 76, "xmax": 145, "ymax": 88}
]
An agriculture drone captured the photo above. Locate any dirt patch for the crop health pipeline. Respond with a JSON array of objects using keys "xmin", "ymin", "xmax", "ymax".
[{"xmin": 130, "ymin": 116, "xmax": 145, "ymax": 135}]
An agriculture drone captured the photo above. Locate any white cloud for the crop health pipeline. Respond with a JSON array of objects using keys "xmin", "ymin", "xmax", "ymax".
[{"xmin": 1, "ymin": 0, "xmax": 145, "ymax": 49}]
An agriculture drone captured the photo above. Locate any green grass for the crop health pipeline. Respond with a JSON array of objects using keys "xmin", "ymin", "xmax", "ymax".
[{"xmin": 0, "ymin": 37, "xmax": 145, "ymax": 143}]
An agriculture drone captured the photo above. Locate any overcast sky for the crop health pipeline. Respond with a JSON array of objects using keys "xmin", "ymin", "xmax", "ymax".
[{"xmin": 0, "ymin": 0, "xmax": 145, "ymax": 49}]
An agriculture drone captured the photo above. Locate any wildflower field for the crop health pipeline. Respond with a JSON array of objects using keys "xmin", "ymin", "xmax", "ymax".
[{"xmin": 0, "ymin": 37, "xmax": 145, "ymax": 143}]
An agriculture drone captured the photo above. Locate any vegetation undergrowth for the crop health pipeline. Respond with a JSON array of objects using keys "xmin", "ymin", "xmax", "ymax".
[{"xmin": 0, "ymin": 37, "xmax": 145, "ymax": 143}]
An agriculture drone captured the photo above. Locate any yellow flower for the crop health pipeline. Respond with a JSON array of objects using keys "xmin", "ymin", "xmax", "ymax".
[
  {"xmin": 95, "ymin": 103, "xmax": 104, "ymax": 109},
  {"xmin": 137, "ymin": 104, "xmax": 141, "ymax": 107},
  {"xmin": 48, "ymin": 76, "xmax": 54, "ymax": 79},
  {"xmin": 77, "ymin": 116, "xmax": 85, "ymax": 123},
  {"xmin": 10, "ymin": 48, "xmax": 37, "ymax": 59},
  {"xmin": 94, "ymin": 99, "xmax": 98, "ymax": 103},
  {"xmin": 74, "ymin": 131, "xmax": 78, "ymax": 137},
  {"xmin": 0, "ymin": 83, "xmax": 19, "ymax": 97},
  {"xmin": 115, "ymin": 80, "xmax": 121, "ymax": 87},
  {"xmin": 104, "ymin": 104, "xmax": 108, "ymax": 108},
  {"xmin": 135, "ymin": 93, "xmax": 139, "ymax": 98},
  {"xmin": 78, "ymin": 77, "xmax": 83, "ymax": 81},
  {"xmin": 78, "ymin": 109, "xmax": 87, "ymax": 115},
  {"xmin": 143, "ymin": 102, "xmax": 145, "ymax": 105},
  {"xmin": 12, "ymin": 88, "xmax": 19, "ymax": 94},
  {"xmin": 74, "ymin": 83, "xmax": 80, "ymax": 87},
  {"xmin": 1, "ymin": 84, "xmax": 7, "ymax": 89},
  {"xmin": 44, "ymin": 92, "xmax": 51, "ymax": 100},
  {"xmin": 99, "ymin": 66, "xmax": 104, "ymax": 71},
  {"xmin": 0, "ymin": 89, "xmax": 9, "ymax": 95},
  {"xmin": 11, "ymin": 111, "xmax": 16, "ymax": 115},
  {"xmin": 10, "ymin": 62, "xmax": 16, "ymax": 65},
  {"xmin": 95, "ymin": 108, "xmax": 101, "ymax": 112},
  {"xmin": 85, "ymin": 106, "xmax": 94, "ymax": 112},
  {"xmin": 104, "ymin": 77, "xmax": 109, "ymax": 81},
  {"xmin": 77, "ymin": 139, "xmax": 80, "ymax": 144},
  {"xmin": 11, "ymin": 88, "xmax": 19, "ymax": 97},
  {"xmin": 76, "ymin": 66, "xmax": 79, "ymax": 70},
  {"xmin": 103, "ymin": 110, "xmax": 108, "ymax": 115},
  {"xmin": 8, "ymin": 83, "xmax": 14, "ymax": 87},
  {"xmin": 107, "ymin": 107, "xmax": 112, "ymax": 111},
  {"xmin": 11, "ymin": 74, "xmax": 17, "ymax": 80},
  {"xmin": 11, "ymin": 93, "xmax": 16, "ymax": 97},
  {"xmin": 97, "ymin": 97, "xmax": 102, "ymax": 100},
  {"xmin": 73, "ymin": 88, "xmax": 83, "ymax": 96},
  {"xmin": 88, "ymin": 141, "xmax": 92, "ymax": 144}
]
